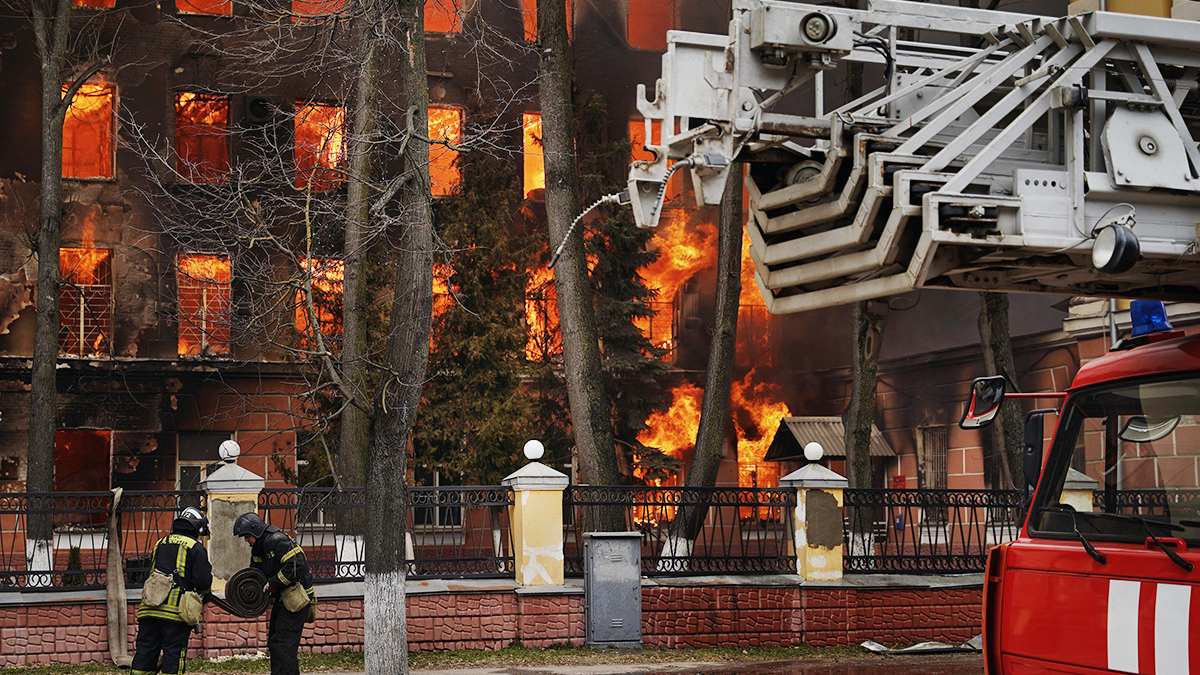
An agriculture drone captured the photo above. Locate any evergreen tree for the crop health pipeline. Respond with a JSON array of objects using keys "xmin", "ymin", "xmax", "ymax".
[{"xmin": 413, "ymin": 126, "xmax": 541, "ymax": 485}]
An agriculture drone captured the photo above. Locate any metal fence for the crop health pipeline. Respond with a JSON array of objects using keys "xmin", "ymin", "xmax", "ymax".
[
  {"xmin": 258, "ymin": 486, "xmax": 514, "ymax": 581},
  {"xmin": 842, "ymin": 488, "xmax": 1024, "ymax": 573},
  {"xmin": 563, "ymin": 486, "xmax": 796, "ymax": 577},
  {"xmin": 0, "ymin": 490, "xmax": 202, "ymax": 591}
]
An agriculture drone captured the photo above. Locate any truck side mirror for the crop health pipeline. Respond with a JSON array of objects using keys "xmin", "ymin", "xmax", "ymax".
[
  {"xmin": 1023, "ymin": 411, "xmax": 1046, "ymax": 489},
  {"xmin": 960, "ymin": 376, "xmax": 1007, "ymax": 429}
]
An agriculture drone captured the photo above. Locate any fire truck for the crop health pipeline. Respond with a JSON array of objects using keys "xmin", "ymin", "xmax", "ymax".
[{"xmin": 617, "ymin": 0, "xmax": 1200, "ymax": 671}]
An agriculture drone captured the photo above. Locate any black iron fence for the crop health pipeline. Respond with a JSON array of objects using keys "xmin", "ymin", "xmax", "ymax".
[
  {"xmin": 563, "ymin": 486, "xmax": 796, "ymax": 577},
  {"xmin": 258, "ymin": 487, "xmax": 514, "ymax": 581},
  {"xmin": 842, "ymin": 488, "xmax": 1024, "ymax": 573},
  {"xmin": 0, "ymin": 490, "xmax": 202, "ymax": 592}
]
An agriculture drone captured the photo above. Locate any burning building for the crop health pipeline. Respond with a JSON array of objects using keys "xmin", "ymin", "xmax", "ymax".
[{"xmin": 0, "ymin": 0, "xmax": 1086, "ymax": 515}]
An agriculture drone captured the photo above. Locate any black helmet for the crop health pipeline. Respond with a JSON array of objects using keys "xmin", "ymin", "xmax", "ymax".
[
  {"xmin": 233, "ymin": 512, "xmax": 268, "ymax": 539},
  {"xmin": 175, "ymin": 507, "xmax": 210, "ymax": 537}
]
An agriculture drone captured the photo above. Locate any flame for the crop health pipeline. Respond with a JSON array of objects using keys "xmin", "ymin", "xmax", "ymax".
[
  {"xmin": 522, "ymin": 113, "xmax": 544, "ymax": 198},
  {"xmin": 524, "ymin": 260, "xmax": 560, "ymax": 360},
  {"xmin": 627, "ymin": 0, "xmax": 674, "ymax": 51},
  {"xmin": 176, "ymin": 0, "xmax": 230, "ymax": 14},
  {"xmin": 636, "ymin": 209, "xmax": 716, "ymax": 358},
  {"xmin": 177, "ymin": 254, "xmax": 232, "ymax": 356},
  {"xmin": 294, "ymin": 103, "xmax": 345, "ymax": 190},
  {"xmin": 291, "ymin": 0, "xmax": 345, "ymax": 17},
  {"xmin": 522, "ymin": 0, "xmax": 573, "ymax": 41},
  {"xmin": 295, "ymin": 258, "xmax": 344, "ymax": 338},
  {"xmin": 60, "ymin": 247, "xmax": 110, "ymax": 286},
  {"xmin": 425, "ymin": 0, "xmax": 461, "ymax": 33},
  {"xmin": 176, "ymin": 93, "xmax": 230, "ymax": 183},
  {"xmin": 62, "ymin": 82, "xmax": 114, "ymax": 179},
  {"xmin": 737, "ymin": 231, "xmax": 773, "ymax": 367},
  {"xmin": 432, "ymin": 262, "xmax": 454, "ymax": 318},
  {"xmin": 633, "ymin": 381, "xmax": 703, "ymax": 523},
  {"xmin": 429, "ymin": 106, "xmax": 462, "ymax": 196},
  {"xmin": 731, "ymin": 368, "xmax": 788, "ymax": 518}
]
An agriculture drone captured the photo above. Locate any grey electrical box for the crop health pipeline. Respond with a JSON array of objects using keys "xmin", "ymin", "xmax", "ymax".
[{"xmin": 584, "ymin": 532, "xmax": 643, "ymax": 648}]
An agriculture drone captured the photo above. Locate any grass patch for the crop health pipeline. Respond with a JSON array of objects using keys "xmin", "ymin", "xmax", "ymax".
[{"xmin": 4, "ymin": 644, "xmax": 870, "ymax": 674}]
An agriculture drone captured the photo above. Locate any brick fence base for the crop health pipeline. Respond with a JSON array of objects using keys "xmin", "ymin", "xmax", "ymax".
[{"xmin": 0, "ymin": 576, "xmax": 982, "ymax": 666}]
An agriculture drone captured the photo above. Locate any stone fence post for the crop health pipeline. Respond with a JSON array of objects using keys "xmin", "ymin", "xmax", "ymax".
[
  {"xmin": 1061, "ymin": 468, "xmax": 1100, "ymax": 512},
  {"xmin": 780, "ymin": 462, "xmax": 848, "ymax": 581},
  {"xmin": 502, "ymin": 440, "xmax": 568, "ymax": 586},
  {"xmin": 200, "ymin": 440, "xmax": 263, "ymax": 594}
]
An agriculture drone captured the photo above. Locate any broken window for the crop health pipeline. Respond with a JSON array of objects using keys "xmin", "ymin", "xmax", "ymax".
[
  {"xmin": 295, "ymin": 258, "xmax": 344, "ymax": 349},
  {"xmin": 177, "ymin": 0, "xmax": 231, "ymax": 14},
  {"xmin": 55, "ymin": 430, "xmax": 112, "ymax": 525},
  {"xmin": 627, "ymin": 0, "xmax": 675, "ymax": 51},
  {"xmin": 521, "ymin": 0, "xmax": 572, "ymax": 41},
  {"xmin": 59, "ymin": 248, "xmax": 112, "ymax": 356},
  {"xmin": 426, "ymin": 0, "xmax": 462, "ymax": 33},
  {"xmin": 292, "ymin": 0, "xmax": 346, "ymax": 18},
  {"xmin": 62, "ymin": 82, "xmax": 114, "ymax": 180},
  {"xmin": 522, "ymin": 112, "xmax": 544, "ymax": 199},
  {"xmin": 177, "ymin": 253, "xmax": 232, "ymax": 356},
  {"xmin": 175, "ymin": 93, "xmax": 229, "ymax": 183},
  {"xmin": 294, "ymin": 102, "xmax": 345, "ymax": 191},
  {"xmin": 428, "ymin": 106, "xmax": 462, "ymax": 196},
  {"xmin": 525, "ymin": 262, "xmax": 560, "ymax": 361}
]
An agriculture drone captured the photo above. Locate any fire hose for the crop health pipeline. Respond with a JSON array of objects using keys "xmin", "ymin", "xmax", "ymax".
[{"xmin": 207, "ymin": 567, "xmax": 269, "ymax": 618}]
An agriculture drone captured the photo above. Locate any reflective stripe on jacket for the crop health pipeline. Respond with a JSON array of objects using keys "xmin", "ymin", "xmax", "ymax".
[{"xmin": 137, "ymin": 533, "xmax": 213, "ymax": 623}]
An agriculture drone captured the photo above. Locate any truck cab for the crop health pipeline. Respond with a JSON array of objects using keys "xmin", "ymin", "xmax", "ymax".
[{"xmin": 972, "ymin": 302, "xmax": 1200, "ymax": 674}]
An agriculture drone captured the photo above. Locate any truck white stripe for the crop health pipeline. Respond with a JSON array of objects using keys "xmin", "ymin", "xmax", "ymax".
[
  {"xmin": 1108, "ymin": 579, "xmax": 1141, "ymax": 673},
  {"xmin": 1155, "ymin": 584, "xmax": 1190, "ymax": 675}
]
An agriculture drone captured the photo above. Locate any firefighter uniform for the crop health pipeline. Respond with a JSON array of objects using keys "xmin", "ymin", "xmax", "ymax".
[
  {"xmin": 238, "ymin": 514, "xmax": 314, "ymax": 675},
  {"xmin": 132, "ymin": 510, "xmax": 212, "ymax": 675}
]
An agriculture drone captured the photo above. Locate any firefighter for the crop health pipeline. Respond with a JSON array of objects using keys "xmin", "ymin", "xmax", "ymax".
[
  {"xmin": 233, "ymin": 512, "xmax": 315, "ymax": 675},
  {"xmin": 131, "ymin": 506, "xmax": 212, "ymax": 675}
]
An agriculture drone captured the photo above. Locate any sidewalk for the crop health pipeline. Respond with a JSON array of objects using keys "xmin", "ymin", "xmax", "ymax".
[{"xmin": 313, "ymin": 653, "xmax": 984, "ymax": 675}]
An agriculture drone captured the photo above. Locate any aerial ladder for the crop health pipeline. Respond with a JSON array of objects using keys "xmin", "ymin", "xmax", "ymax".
[{"xmin": 626, "ymin": 0, "xmax": 1200, "ymax": 314}]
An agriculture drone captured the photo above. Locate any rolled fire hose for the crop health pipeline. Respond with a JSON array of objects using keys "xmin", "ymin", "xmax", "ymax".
[{"xmin": 209, "ymin": 567, "xmax": 269, "ymax": 618}]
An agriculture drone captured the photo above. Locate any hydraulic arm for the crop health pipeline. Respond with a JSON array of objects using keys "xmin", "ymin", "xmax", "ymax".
[{"xmin": 628, "ymin": 0, "xmax": 1200, "ymax": 313}]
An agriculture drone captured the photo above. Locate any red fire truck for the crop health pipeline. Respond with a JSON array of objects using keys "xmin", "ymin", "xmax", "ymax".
[{"xmin": 963, "ymin": 300, "xmax": 1199, "ymax": 675}]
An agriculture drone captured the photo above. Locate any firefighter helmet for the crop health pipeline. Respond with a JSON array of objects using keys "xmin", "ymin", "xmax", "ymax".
[
  {"xmin": 176, "ymin": 506, "xmax": 210, "ymax": 537},
  {"xmin": 233, "ymin": 512, "xmax": 268, "ymax": 539}
]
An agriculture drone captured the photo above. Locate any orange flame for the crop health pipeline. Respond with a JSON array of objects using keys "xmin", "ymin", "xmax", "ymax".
[
  {"xmin": 634, "ymin": 381, "xmax": 703, "ymax": 522},
  {"xmin": 177, "ymin": 254, "xmax": 232, "ymax": 356},
  {"xmin": 522, "ymin": 113, "xmax": 544, "ymax": 199},
  {"xmin": 524, "ymin": 261, "xmax": 560, "ymax": 360},
  {"xmin": 429, "ymin": 106, "xmax": 462, "ymax": 196},
  {"xmin": 737, "ymin": 231, "xmax": 773, "ymax": 367},
  {"xmin": 731, "ymin": 369, "xmax": 788, "ymax": 517},
  {"xmin": 295, "ymin": 258, "xmax": 344, "ymax": 338},
  {"xmin": 294, "ymin": 103, "xmax": 345, "ymax": 191}
]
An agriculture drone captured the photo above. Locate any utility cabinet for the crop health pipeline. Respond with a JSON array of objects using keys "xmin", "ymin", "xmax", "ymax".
[{"xmin": 583, "ymin": 532, "xmax": 643, "ymax": 648}]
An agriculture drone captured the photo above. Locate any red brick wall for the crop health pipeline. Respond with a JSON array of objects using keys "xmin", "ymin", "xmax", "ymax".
[{"xmin": 0, "ymin": 582, "xmax": 982, "ymax": 666}]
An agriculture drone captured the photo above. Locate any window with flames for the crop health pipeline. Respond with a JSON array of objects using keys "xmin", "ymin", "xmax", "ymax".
[
  {"xmin": 175, "ymin": 93, "xmax": 229, "ymax": 183},
  {"xmin": 295, "ymin": 258, "xmax": 344, "ymax": 352},
  {"xmin": 177, "ymin": 253, "xmax": 232, "ymax": 356},
  {"xmin": 62, "ymin": 82, "xmax": 114, "ymax": 180},
  {"xmin": 59, "ymin": 248, "xmax": 112, "ymax": 356},
  {"xmin": 294, "ymin": 102, "xmax": 345, "ymax": 191},
  {"xmin": 428, "ymin": 106, "xmax": 462, "ymax": 197}
]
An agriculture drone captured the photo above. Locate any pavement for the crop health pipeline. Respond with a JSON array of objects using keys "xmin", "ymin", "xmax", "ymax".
[{"xmin": 312, "ymin": 653, "xmax": 984, "ymax": 675}]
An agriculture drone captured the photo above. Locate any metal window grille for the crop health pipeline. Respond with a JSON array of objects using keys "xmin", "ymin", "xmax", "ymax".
[
  {"xmin": 920, "ymin": 426, "xmax": 948, "ymax": 524},
  {"xmin": 59, "ymin": 249, "xmax": 112, "ymax": 356}
]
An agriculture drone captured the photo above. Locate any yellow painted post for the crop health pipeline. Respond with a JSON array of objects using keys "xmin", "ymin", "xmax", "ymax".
[
  {"xmin": 502, "ymin": 441, "xmax": 569, "ymax": 586},
  {"xmin": 200, "ymin": 441, "xmax": 264, "ymax": 594},
  {"xmin": 1060, "ymin": 468, "xmax": 1100, "ymax": 513},
  {"xmin": 780, "ymin": 463, "xmax": 848, "ymax": 581}
]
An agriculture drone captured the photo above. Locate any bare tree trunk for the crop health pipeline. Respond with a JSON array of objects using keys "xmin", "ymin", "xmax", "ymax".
[
  {"xmin": 337, "ymin": 0, "xmax": 381, "ymax": 572},
  {"xmin": 362, "ymin": 1, "xmax": 432, "ymax": 672},
  {"xmin": 661, "ymin": 164, "xmax": 742, "ymax": 566},
  {"xmin": 978, "ymin": 291, "xmax": 1023, "ymax": 489},
  {"xmin": 27, "ymin": 0, "xmax": 74, "ymax": 577},
  {"xmin": 537, "ymin": 0, "xmax": 620, "ymax": 504},
  {"xmin": 843, "ymin": 300, "xmax": 886, "ymax": 554}
]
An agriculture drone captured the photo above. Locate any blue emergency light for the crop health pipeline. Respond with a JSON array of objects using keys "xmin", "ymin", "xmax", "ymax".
[{"xmin": 1129, "ymin": 300, "xmax": 1173, "ymax": 337}]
